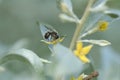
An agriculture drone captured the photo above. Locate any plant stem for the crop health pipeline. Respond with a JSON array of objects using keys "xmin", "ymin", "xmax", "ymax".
[{"xmin": 69, "ymin": 0, "xmax": 95, "ymax": 50}]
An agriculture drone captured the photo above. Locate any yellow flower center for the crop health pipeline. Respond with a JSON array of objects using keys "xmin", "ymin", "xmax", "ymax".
[{"xmin": 98, "ymin": 21, "xmax": 109, "ymax": 31}]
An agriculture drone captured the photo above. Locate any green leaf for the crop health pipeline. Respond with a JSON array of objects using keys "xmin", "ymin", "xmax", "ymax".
[
  {"xmin": 57, "ymin": 0, "xmax": 79, "ymax": 22},
  {"xmin": 0, "ymin": 48, "xmax": 51, "ymax": 73},
  {"xmin": 0, "ymin": 66, "xmax": 5, "ymax": 72},
  {"xmin": 57, "ymin": 0, "xmax": 73, "ymax": 13},
  {"xmin": 81, "ymin": 40, "xmax": 111, "ymax": 46},
  {"xmin": 59, "ymin": 13, "xmax": 77, "ymax": 22},
  {"xmin": 99, "ymin": 47, "xmax": 120, "ymax": 80},
  {"xmin": 104, "ymin": 9, "xmax": 120, "ymax": 18},
  {"xmin": 48, "ymin": 43, "xmax": 86, "ymax": 77},
  {"xmin": 92, "ymin": 0, "xmax": 108, "ymax": 12},
  {"xmin": 10, "ymin": 38, "xmax": 29, "ymax": 50},
  {"xmin": 82, "ymin": 13, "xmax": 113, "ymax": 33}
]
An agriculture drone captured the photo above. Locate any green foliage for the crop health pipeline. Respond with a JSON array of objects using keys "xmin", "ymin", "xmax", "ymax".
[
  {"xmin": 0, "ymin": 0, "xmax": 120, "ymax": 80},
  {"xmin": 0, "ymin": 48, "xmax": 50, "ymax": 73}
]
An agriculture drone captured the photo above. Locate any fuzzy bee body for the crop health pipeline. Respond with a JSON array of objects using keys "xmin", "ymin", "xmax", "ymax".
[
  {"xmin": 40, "ymin": 24, "xmax": 64, "ymax": 45},
  {"xmin": 44, "ymin": 31, "xmax": 59, "ymax": 41}
]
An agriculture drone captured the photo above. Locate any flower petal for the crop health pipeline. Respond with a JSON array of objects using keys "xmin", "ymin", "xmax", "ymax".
[
  {"xmin": 79, "ymin": 55, "xmax": 90, "ymax": 63},
  {"xmin": 81, "ymin": 45, "xmax": 93, "ymax": 55},
  {"xmin": 76, "ymin": 42, "xmax": 83, "ymax": 52},
  {"xmin": 74, "ymin": 50, "xmax": 79, "ymax": 56}
]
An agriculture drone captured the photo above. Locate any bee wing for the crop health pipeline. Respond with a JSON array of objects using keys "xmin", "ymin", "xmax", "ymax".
[
  {"xmin": 40, "ymin": 24, "xmax": 49, "ymax": 38},
  {"xmin": 39, "ymin": 24, "xmax": 58, "ymax": 38}
]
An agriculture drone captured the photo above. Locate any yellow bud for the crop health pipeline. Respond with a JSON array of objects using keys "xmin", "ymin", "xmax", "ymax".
[{"xmin": 98, "ymin": 21, "xmax": 109, "ymax": 31}]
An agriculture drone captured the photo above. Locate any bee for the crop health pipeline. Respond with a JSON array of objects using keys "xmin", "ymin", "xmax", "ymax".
[
  {"xmin": 40, "ymin": 24, "xmax": 64, "ymax": 45},
  {"xmin": 44, "ymin": 31, "xmax": 59, "ymax": 41}
]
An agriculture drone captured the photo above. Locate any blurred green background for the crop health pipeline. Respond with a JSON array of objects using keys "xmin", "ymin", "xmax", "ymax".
[
  {"xmin": 0, "ymin": 0, "xmax": 120, "ymax": 80},
  {"xmin": 0, "ymin": 0, "xmax": 120, "ymax": 57}
]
